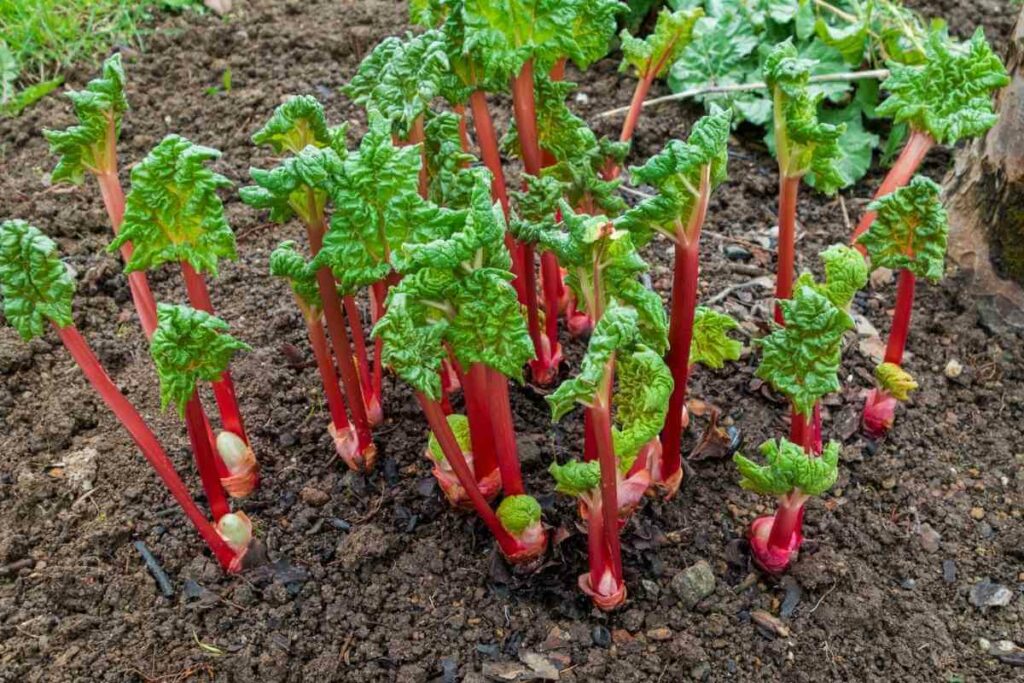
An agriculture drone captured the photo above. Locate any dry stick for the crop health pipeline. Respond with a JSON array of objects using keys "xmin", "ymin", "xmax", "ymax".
[{"xmin": 594, "ymin": 70, "xmax": 891, "ymax": 120}]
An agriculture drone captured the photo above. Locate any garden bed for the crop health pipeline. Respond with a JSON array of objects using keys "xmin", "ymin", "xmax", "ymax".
[{"xmin": 1, "ymin": 0, "xmax": 1022, "ymax": 680}]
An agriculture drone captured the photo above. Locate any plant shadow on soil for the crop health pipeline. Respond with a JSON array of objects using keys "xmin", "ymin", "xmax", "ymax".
[{"xmin": 0, "ymin": 1, "xmax": 1022, "ymax": 681}]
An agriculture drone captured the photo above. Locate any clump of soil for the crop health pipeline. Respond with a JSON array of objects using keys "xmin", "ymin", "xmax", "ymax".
[{"xmin": 1, "ymin": 1, "xmax": 1022, "ymax": 681}]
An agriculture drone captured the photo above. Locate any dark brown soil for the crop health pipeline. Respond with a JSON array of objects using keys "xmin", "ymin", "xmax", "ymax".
[{"xmin": 1, "ymin": 1, "xmax": 1022, "ymax": 681}]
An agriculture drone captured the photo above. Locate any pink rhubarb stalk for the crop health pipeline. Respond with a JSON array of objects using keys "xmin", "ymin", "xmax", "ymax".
[
  {"xmin": 55, "ymin": 323, "xmax": 240, "ymax": 570},
  {"xmin": 773, "ymin": 176, "xmax": 801, "ymax": 324},
  {"xmin": 304, "ymin": 312, "xmax": 358, "ymax": 463}
]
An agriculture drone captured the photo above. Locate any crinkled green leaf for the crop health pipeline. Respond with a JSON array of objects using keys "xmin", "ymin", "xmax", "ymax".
[
  {"xmin": 269, "ymin": 241, "xmax": 321, "ymax": 311},
  {"xmin": 612, "ymin": 344, "xmax": 673, "ymax": 468},
  {"xmin": 343, "ymin": 31, "xmax": 450, "ymax": 137},
  {"xmin": 240, "ymin": 144, "xmax": 345, "ymax": 225},
  {"xmin": 875, "ymin": 361, "xmax": 917, "ymax": 401},
  {"xmin": 806, "ymin": 101, "xmax": 878, "ymax": 190},
  {"xmin": 150, "ymin": 304, "xmax": 250, "ymax": 417},
  {"xmin": 793, "ymin": 244, "xmax": 869, "ymax": 316},
  {"xmin": 43, "ymin": 54, "xmax": 127, "ymax": 184},
  {"xmin": 0, "ymin": 220, "xmax": 75, "ymax": 339},
  {"xmin": 312, "ymin": 115, "xmax": 428, "ymax": 291},
  {"xmin": 756, "ymin": 284, "xmax": 852, "ymax": 416},
  {"xmin": 620, "ymin": 7, "xmax": 703, "ymax": 79},
  {"xmin": 857, "ymin": 175, "xmax": 948, "ymax": 283},
  {"xmin": 549, "ymin": 459, "xmax": 601, "ymax": 496},
  {"xmin": 620, "ymin": 110, "xmax": 730, "ymax": 245},
  {"xmin": 374, "ymin": 291, "xmax": 448, "ymax": 399},
  {"xmin": 690, "ymin": 306, "xmax": 741, "ymax": 369},
  {"xmin": 876, "ymin": 28, "xmax": 1009, "ymax": 145},
  {"xmin": 565, "ymin": 0, "xmax": 624, "ymax": 70},
  {"xmin": 410, "ymin": 0, "xmax": 455, "ymax": 27},
  {"xmin": 764, "ymin": 40, "xmax": 846, "ymax": 193},
  {"xmin": 734, "ymin": 437, "xmax": 839, "ymax": 497},
  {"xmin": 250, "ymin": 95, "xmax": 346, "ymax": 155},
  {"xmin": 462, "ymin": 0, "xmax": 581, "ymax": 83},
  {"xmin": 427, "ymin": 413, "xmax": 471, "ymax": 462},
  {"xmin": 110, "ymin": 135, "xmax": 236, "ymax": 276},
  {"xmin": 496, "ymin": 494, "xmax": 542, "ymax": 534},
  {"xmin": 423, "ymin": 110, "xmax": 478, "ymax": 208}
]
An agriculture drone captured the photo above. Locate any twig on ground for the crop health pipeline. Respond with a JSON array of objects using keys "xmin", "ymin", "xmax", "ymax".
[{"xmin": 134, "ymin": 540, "xmax": 175, "ymax": 598}]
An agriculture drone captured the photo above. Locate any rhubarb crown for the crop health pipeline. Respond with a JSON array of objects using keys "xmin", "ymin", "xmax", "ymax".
[
  {"xmin": 110, "ymin": 135, "xmax": 236, "ymax": 276},
  {"xmin": 150, "ymin": 304, "xmax": 250, "ymax": 417},
  {"xmin": 0, "ymin": 220, "xmax": 75, "ymax": 339},
  {"xmin": 734, "ymin": 438, "xmax": 840, "ymax": 497},
  {"xmin": 620, "ymin": 109, "xmax": 731, "ymax": 245},
  {"xmin": 858, "ymin": 176, "xmax": 948, "ymax": 283},
  {"xmin": 44, "ymin": 53, "xmax": 128, "ymax": 184},
  {"xmin": 764, "ymin": 40, "xmax": 847, "ymax": 194},
  {"xmin": 269, "ymin": 241, "xmax": 321, "ymax": 311},
  {"xmin": 427, "ymin": 414, "xmax": 472, "ymax": 463},
  {"xmin": 549, "ymin": 459, "xmax": 601, "ymax": 497},
  {"xmin": 496, "ymin": 494, "xmax": 542, "ymax": 534},
  {"xmin": 690, "ymin": 307, "xmax": 742, "ymax": 370},
  {"xmin": 876, "ymin": 28, "xmax": 1010, "ymax": 145},
  {"xmin": 619, "ymin": 7, "xmax": 702, "ymax": 79}
]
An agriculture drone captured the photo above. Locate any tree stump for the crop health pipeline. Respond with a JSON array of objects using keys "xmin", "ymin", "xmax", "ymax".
[{"xmin": 943, "ymin": 8, "xmax": 1024, "ymax": 333}]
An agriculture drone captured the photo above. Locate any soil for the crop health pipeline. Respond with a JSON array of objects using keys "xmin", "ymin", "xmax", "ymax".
[{"xmin": 1, "ymin": 1, "xmax": 1022, "ymax": 681}]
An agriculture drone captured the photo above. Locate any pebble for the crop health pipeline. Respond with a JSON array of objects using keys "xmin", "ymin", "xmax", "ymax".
[
  {"xmin": 942, "ymin": 559, "xmax": 957, "ymax": 583},
  {"xmin": 944, "ymin": 359, "xmax": 963, "ymax": 378},
  {"xmin": 724, "ymin": 245, "xmax": 753, "ymax": 262},
  {"xmin": 671, "ymin": 560, "xmax": 716, "ymax": 609},
  {"xmin": 780, "ymin": 577, "xmax": 802, "ymax": 618},
  {"xmin": 300, "ymin": 486, "xmax": 330, "ymax": 508},
  {"xmin": 918, "ymin": 524, "xmax": 941, "ymax": 553},
  {"xmin": 750, "ymin": 610, "xmax": 789, "ymax": 638},
  {"xmin": 900, "ymin": 578, "xmax": 917, "ymax": 590},
  {"xmin": 969, "ymin": 580, "xmax": 1014, "ymax": 608},
  {"xmin": 646, "ymin": 627, "xmax": 673, "ymax": 641},
  {"xmin": 591, "ymin": 626, "xmax": 611, "ymax": 648},
  {"xmin": 640, "ymin": 579, "xmax": 660, "ymax": 597},
  {"xmin": 970, "ymin": 507, "xmax": 986, "ymax": 520}
]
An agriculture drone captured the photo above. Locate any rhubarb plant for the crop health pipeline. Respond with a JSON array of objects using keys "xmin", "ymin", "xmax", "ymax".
[
  {"xmin": 764, "ymin": 40, "xmax": 846, "ymax": 324},
  {"xmin": 0, "ymin": 220, "xmax": 246, "ymax": 572},
  {"xmin": 270, "ymin": 241, "xmax": 358, "ymax": 463},
  {"xmin": 548, "ymin": 303, "xmax": 673, "ymax": 610},
  {"xmin": 375, "ymin": 172, "xmax": 546, "ymax": 563},
  {"xmin": 150, "ymin": 304, "xmax": 255, "ymax": 505},
  {"xmin": 856, "ymin": 176, "xmax": 948, "ymax": 437},
  {"xmin": 243, "ymin": 96, "xmax": 379, "ymax": 466},
  {"xmin": 43, "ymin": 54, "xmax": 158, "ymax": 336},
  {"xmin": 611, "ymin": 6, "xmax": 702, "ymax": 177},
  {"xmin": 110, "ymin": 134, "xmax": 257, "ymax": 474},
  {"xmin": 618, "ymin": 110, "xmax": 730, "ymax": 497},
  {"xmin": 741, "ymin": 245, "xmax": 866, "ymax": 573},
  {"xmin": 852, "ymin": 28, "xmax": 1008, "ymax": 247}
]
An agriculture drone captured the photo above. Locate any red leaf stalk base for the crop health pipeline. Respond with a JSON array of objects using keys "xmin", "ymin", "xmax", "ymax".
[
  {"xmin": 747, "ymin": 514, "xmax": 803, "ymax": 574},
  {"xmin": 861, "ymin": 388, "xmax": 897, "ymax": 439},
  {"xmin": 578, "ymin": 571, "xmax": 627, "ymax": 612}
]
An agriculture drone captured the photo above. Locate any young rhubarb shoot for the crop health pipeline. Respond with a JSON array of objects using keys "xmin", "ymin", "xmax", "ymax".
[
  {"xmin": 856, "ymin": 176, "xmax": 948, "ymax": 437},
  {"xmin": 0, "ymin": 220, "xmax": 243, "ymax": 571},
  {"xmin": 150, "ymin": 304, "xmax": 254, "ymax": 505},
  {"xmin": 742, "ymin": 248, "xmax": 866, "ymax": 573},
  {"xmin": 852, "ymin": 28, "xmax": 1008, "ymax": 246},
  {"xmin": 43, "ymin": 54, "xmax": 158, "ymax": 336},
  {"xmin": 110, "ymin": 134, "xmax": 257, "ymax": 471},
  {"xmin": 427, "ymin": 413, "xmax": 501, "ymax": 507},
  {"xmin": 733, "ymin": 439, "xmax": 840, "ymax": 574},
  {"xmin": 270, "ymin": 241, "xmax": 358, "ymax": 462},
  {"xmin": 619, "ymin": 110, "xmax": 730, "ymax": 498},
  {"xmin": 243, "ymin": 97, "xmax": 381, "ymax": 439},
  {"xmin": 548, "ymin": 303, "xmax": 673, "ymax": 610},
  {"xmin": 611, "ymin": 6, "xmax": 702, "ymax": 178},
  {"xmin": 764, "ymin": 40, "xmax": 847, "ymax": 324}
]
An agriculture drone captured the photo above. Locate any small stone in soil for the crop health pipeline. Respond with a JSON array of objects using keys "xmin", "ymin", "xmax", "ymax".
[
  {"xmin": 724, "ymin": 245, "xmax": 753, "ymax": 261},
  {"xmin": 300, "ymin": 486, "xmax": 330, "ymax": 508},
  {"xmin": 383, "ymin": 457, "xmax": 400, "ymax": 486},
  {"xmin": 641, "ymin": 578, "xmax": 660, "ymax": 597},
  {"xmin": 415, "ymin": 477, "xmax": 438, "ymax": 498},
  {"xmin": 750, "ymin": 610, "xmax": 790, "ymax": 638},
  {"xmin": 592, "ymin": 625, "xmax": 611, "ymax": 648},
  {"xmin": 900, "ymin": 578, "xmax": 916, "ymax": 590},
  {"xmin": 440, "ymin": 657, "xmax": 458, "ymax": 683},
  {"xmin": 646, "ymin": 627, "xmax": 672, "ymax": 641},
  {"xmin": 327, "ymin": 517, "xmax": 351, "ymax": 531},
  {"xmin": 780, "ymin": 577, "xmax": 802, "ymax": 618},
  {"xmin": 969, "ymin": 580, "xmax": 1013, "ymax": 608},
  {"xmin": 918, "ymin": 524, "xmax": 941, "ymax": 553},
  {"xmin": 942, "ymin": 559, "xmax": 957, "ymax": 583},
  {"xmin": 476, "ymin": 643, "xmax": 499, "ymax": 658},
  {"xmin": 999, "ymin": 652, "xmax": 1024, "ymax": 667},
  {"xmin": 671, "ymin": 560, "xmax": 716, "ymax": 609}
]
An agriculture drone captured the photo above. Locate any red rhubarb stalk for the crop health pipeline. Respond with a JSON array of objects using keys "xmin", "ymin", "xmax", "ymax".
[
  {"xmin": 774, "ymin": 176, "xmax": 801, "ymax": 324},
  {"xmin": 183, "ymin": 391, "xmax": 231, "ymax": 521},
  {"xmin": 851, "ymin": 130, "xmax": 935, "ymax": 248},
  {"xmin": 885, "ymin": 269, "xmax": 916, "ymax": 366},
  {"xmin": 55, "ymin": 323, "xmax": 238, "ymax": 569},
  {"xmin": 659, "ymin": 165, "xmax": 712, "ymax": 496},
  {"xmin": 304, "ymin": 313, "xmax": 353, "ymax": 433},
  {"xmin": 462, "ymin": 364, "xmax": 500, "ymax": 481},
  {"xmin": 487, "ymin": 367, "xmax": 525, "ymax": 496}
]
